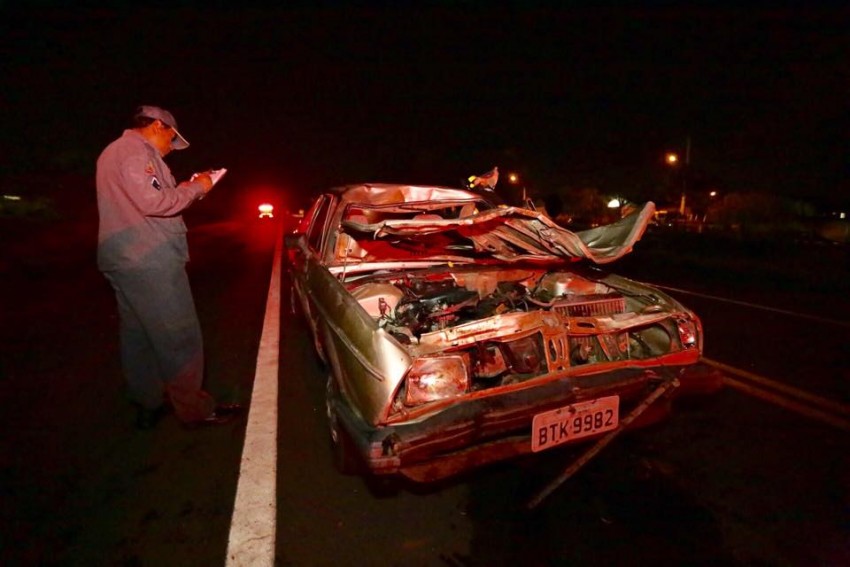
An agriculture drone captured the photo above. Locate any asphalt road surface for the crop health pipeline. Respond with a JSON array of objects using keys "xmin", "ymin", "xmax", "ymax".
[
  {"xmin": 1, "ymin": 199, "xmax": 278, "ymax": 566},
  {"xmin": 2, "ymin": 199, "xmax": 848, "ymax": 566},
  {"xmin": 276, "ymin": 232, "xmax": 850, "ymax": 566}
]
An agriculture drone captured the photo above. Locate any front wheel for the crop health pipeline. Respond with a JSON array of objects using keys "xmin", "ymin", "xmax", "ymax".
[
  {"xmin": 327, "ymin": 375, "xmax": 360, "ymax": 475},
  {"xmin": 329, "ymin": 414, "xmax": 361, "ymax": 475}
]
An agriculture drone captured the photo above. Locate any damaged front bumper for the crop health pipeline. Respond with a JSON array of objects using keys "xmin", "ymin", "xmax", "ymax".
[{"xmin": 331, "ymin": 361, "xmax": 723, "ymax": 483}]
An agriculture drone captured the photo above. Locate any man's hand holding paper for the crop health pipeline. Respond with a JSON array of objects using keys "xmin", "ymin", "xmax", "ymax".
[{"xmin": 189, "ymin": 168, "xmax": 227, "ymax": 193}]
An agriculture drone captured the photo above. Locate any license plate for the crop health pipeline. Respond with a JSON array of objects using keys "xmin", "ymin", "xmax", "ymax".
[{"xmin": 531, "ymin": 396, "xmax": 620, "ymax": 453}]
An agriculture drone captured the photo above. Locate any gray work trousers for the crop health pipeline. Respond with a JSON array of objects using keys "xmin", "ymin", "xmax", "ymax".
[{"xmin": 103, "ymin": 262, "xmax": 215, "ymax": 422}]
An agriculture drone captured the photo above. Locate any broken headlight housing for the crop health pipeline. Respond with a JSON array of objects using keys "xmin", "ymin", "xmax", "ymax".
[
  {"xmin": 676, "ymin": 315, "xmax": 701, "ymax": 349},
  {"xmin": 404, "ymin": 356, "xmax": 470, "ymax": 406}
]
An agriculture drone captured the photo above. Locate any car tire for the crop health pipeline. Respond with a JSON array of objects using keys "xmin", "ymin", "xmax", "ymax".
[
  {"xmin": 327, "ymin": 376, "xmax": 360, "ymax": 475},
  {"xmin": 330, "ymin": 418, "xmax": 361, "ymax": 475}
]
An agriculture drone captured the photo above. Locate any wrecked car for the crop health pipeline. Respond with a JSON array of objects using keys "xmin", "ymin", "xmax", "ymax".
[{"xmin": 286, "ymin": 183, "xmax": 720, "ymax": 483}]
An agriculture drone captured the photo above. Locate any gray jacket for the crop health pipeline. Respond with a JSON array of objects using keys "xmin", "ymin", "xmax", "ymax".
[{"xmin": 96, "ymin": 129, "xmax": 206, "ymax": 271}]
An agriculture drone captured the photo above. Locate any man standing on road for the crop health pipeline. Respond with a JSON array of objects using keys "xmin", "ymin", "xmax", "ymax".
[{"xmin": 96, "ymin": 105, "xmax": 238, "ymax": 429}]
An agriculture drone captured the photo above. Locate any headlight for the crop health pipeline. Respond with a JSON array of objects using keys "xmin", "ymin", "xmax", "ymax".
[
  {"xmin": 676, "ymin": 316, "xmax": 700, "ymax": 349},
  {"xmin": 258, "ymin": 203, "xmax": 274, "ymax": 218},
  {"xmin": 404, "ymin": 356, "xmax": 469, "ymax": 406}
]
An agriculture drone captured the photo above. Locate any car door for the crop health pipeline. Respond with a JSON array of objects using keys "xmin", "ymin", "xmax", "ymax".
[{"xmin": 289, "ymin": 193, "xmax": 336, "ymax": 351}]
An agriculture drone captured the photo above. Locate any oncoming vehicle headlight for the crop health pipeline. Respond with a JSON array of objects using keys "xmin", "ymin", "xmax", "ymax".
[
  {"xmin": 404, "ymin": 356, "xmax": 469, "ymax": 406},
  {"xmin": 258, "ymin": 203, "xmax": 274, "ymax": 218}
]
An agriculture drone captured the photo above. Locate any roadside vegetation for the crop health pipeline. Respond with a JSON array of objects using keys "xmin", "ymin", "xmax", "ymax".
[{"xmin": 0, "ymin": 195, "xmax": 58, "ymax": 220}]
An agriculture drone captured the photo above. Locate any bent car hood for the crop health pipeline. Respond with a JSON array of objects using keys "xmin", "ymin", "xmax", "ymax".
[{"xmin": 340, "ymin": 201, "xmax": 655, "ymax": 265}]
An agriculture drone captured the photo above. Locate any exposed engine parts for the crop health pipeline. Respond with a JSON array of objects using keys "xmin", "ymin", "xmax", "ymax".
[
  {"xmin": 354, "ymin": 270, "xmax": 604, "ymax": 337},
  {"xmin": 348, "ymin": 268, "xmax": 696, "ymax": 389}
]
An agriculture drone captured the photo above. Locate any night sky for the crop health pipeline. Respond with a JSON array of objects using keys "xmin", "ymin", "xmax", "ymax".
[{"xmin": 2, "ymin": 5, "xmax": 847, "ymax": 210}]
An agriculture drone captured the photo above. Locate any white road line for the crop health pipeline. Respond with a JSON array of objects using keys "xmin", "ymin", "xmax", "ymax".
[
  {"xmin": 703, "ymin": 357, "xmax": 850, "ymax": 432},
  {"xmin": 704, "ymin": 357, "xmax": 850, "ymax": 417},
  {"xmin": 226, "ymin": 225, "xmax": 283, "ymax": 567},
  {"xmin": 642, "ymin": 282, "xmax": 850, "ymax": 329},
  {"xmin": 723, "ymin": 376, "xmax": 850, "ymax": 432},
  {"xmin": 640, "ymin": 280, "xmax": 850, "ymax": 426}
]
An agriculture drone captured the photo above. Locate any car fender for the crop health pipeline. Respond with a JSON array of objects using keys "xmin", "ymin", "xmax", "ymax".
[{"xmin": 304, "ymin": 259, "xmax": 412, "ymax": 426}]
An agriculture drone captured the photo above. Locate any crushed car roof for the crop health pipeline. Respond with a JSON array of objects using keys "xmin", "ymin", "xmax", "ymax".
[
  {"xmin": 332, "ymin": 184, "xmax": 656, "ymax": 265},
  {"xmin": 333, "ymin": 183, "xmax": 486, "ymax": 205}
]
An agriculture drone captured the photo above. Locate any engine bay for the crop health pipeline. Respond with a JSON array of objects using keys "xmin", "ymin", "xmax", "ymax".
[
  {"xmin": 347, "ymin": 267, "xmax": 693, "ymax": 389},
  {"xmin": 351, "ymin": 268, "xmax": 625, "ymax": 338}
]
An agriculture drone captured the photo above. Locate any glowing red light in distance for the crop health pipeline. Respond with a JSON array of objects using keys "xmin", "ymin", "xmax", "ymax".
[{"xmin": 258, "ymin": 203, "xmax": 274, "ymax": 218}]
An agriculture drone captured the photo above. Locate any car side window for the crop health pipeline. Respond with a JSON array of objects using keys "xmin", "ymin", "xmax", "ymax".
[{"xmin": 306, "ymin": 195, "xmax": 333, "ymax": 253}]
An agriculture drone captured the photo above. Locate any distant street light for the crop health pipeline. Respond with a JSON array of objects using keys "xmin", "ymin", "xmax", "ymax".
[
  {"xmin": 507, "ymin": 172, "xmax": 526, "ymax": 202},
  {"xmin": 664, "ymin": 137, "xmax": 691, "ymax": 216},
  {"xmin": 607, "ymin": 198, "xmax": 621, "ymax": 208}
]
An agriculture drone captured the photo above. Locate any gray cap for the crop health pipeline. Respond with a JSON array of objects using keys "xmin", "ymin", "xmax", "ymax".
[{"xmin": 134, "ymin": 105, "xmax": 190, "ymax": 150}]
